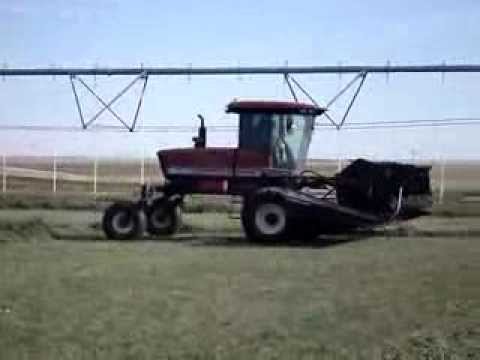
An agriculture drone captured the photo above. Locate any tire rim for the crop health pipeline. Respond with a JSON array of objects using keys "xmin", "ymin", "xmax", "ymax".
[
  {"xmin": 111, "ymin": 211, "xmax": 134, "ymax": 235},
  {"xmin": 150, "ymin": 207, "xmax": 172, "ymax": 229},
  {"xmin": 254, "ymin": 203, "xmax": 286, "ymax": 236}
]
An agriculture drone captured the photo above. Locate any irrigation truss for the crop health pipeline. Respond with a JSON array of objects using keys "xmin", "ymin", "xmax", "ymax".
[{"xmin": 1, "ymin": 63, "xmax": 480, "ymax": 133}]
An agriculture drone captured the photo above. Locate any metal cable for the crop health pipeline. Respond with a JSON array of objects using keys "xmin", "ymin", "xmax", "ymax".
[{"xmin": 1, "ymin": 118, "xmax": 480, "ymax": 132}]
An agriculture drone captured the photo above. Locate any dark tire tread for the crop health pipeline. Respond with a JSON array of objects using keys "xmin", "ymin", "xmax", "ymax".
[
  {"xmin": 102, "ymin": 202, "xmax": 146, "ymax": 240},
  {"xmin": 146, "ymin": 200, "xmax": 182, "ymax": 236}
]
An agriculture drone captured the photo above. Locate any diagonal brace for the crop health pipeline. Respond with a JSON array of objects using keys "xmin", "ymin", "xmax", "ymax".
[
  {"xmin": 70, "ymin": 72, "xmax": 147, "ymax": 130},
  {"xmin": 336, "ymin": 72, "xmax": 367, "ymax": 129},
  {"xmin": 130, "ymin": 75, "xmax": 149, "ymax": 132},
  {"xmin": 284, "ymin": 73, "xmax": 298, "ymax": 102},
  {"xmin": 288, "ymin": 75, "xmax": 339, "ymax": 128},
  {"xmin": 282, "ymin": 72, "xmax": 368, "ymax": 129},
  {"xmin": 289, "ymin": 75, "xmax": 319, "ymax": 106},
  {"xmin": 70, "ymin": 75, "xmax": 86, "ymax": 129},
  {"xmin": 326, "ymin": 72, "xmax": 367, "ymax": 108}
]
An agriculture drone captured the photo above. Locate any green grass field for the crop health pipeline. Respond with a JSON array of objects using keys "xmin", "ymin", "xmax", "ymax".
[
  {"xmin": 0, "ymin": 158, "xmax": 479, "ymax": 359},
  {"xmin": 0, "ymin": 210, "xmax": 479, "ymax": 359}
]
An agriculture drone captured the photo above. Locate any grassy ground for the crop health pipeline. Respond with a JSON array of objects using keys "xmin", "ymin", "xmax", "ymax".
[
  {"xmin": 0, "ymin": 158, "xmax": 479, "ymax": 359},
  {"xmin": 0, "ymin": 210, "xmax": 479, "ymax": 359}
]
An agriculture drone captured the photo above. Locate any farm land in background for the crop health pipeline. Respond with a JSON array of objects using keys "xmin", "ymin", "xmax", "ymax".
[{"xmin": 1, "ymin": 156, "xmax": 479, "ymax": 216}]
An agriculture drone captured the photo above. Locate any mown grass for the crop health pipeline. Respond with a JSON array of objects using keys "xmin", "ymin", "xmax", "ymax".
[
  {"xmin": 3, "ymin": 189, "xmax": 480, "ymax": 220},
  {"xmin": 0, "ymin": 210, "xmax": 479, "ymax": 359},
  {"xmin": 0, "ymin": 192, "xmax": 238, "ymax": 214},
  {"xmin": 0, "ymin": 159, "xmax": 479, "ymax": 359}
]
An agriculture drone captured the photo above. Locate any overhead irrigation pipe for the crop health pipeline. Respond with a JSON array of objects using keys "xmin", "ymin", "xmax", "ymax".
[
  {"xmin": 2, "ymin": 64, "xmax": 480, "ymax": 77},
  {"xmin": 2, "ymin": 63, "xmax": 480, "ymax": 132}
]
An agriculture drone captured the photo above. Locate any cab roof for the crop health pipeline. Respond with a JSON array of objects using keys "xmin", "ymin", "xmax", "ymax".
[{"xmin": 226, "ymin": 100, "xmax": 326, "ymax": 116}]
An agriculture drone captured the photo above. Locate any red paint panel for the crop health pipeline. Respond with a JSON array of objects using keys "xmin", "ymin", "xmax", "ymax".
[
  {"xmin": 158, "ymin": 148, "xmax": 235, "ymax": 177},
  {"xmin": 158, "ymin": 148, "xmax": 270, "ymax": 179},
  {"xmin": 196, "ymin": 179, "xmax": 227, "ymax": 193},
  {"xmin": 235, "ymin": 149, "xmax": 270, "ymax": 169}
]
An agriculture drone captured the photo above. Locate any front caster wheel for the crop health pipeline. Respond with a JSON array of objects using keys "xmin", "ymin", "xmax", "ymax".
[
  {"xmin": 146, "ymin": 200, "xmax": 182, "ymax": 236},
  {"xmin": 102, "ymin": 202, "xmax": 146, "ymax": 240}
]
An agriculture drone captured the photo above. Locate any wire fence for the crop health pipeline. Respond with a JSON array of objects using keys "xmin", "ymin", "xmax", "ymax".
[
  {"xmin": 0, "ymin": 153, "xmax": 463, "ymax": 207},
  {"xmin": 1, "ymin": 117, "xmax": 480, "ymax": 133},
  {"xmin": 0, "ymin": 154, "xmax": 157, "ymax": 198}
]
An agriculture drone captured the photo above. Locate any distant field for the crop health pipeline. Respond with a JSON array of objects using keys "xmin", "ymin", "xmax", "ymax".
[
  {"xmin": 5, "ymin": 156, "xmax": 480, "ymax": 189},
  {"xmin": 1, "ymin": 156, "xmax": 479, "ymax": 216}
]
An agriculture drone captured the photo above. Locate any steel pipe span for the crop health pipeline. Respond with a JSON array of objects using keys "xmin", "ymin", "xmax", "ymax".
[{"xmin": 2, "ymin": 64, "xmax": 480, "ymax": 76}]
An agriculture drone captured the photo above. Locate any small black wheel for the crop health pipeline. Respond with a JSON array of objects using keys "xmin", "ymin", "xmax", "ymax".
[
  {"xmin": 102, "ymin": 202, "xmax": 146, "ymax": 240},
  {"xmin": 146, "ymin": 199, "xmax": 182, "ymax": 236},
  {"xmin": 242, "ymin": 197, "xmax": 290, "ymax": 243}
]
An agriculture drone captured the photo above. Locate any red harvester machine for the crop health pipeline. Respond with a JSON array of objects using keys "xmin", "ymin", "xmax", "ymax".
[{"xmin": 102, "ymin": 100, "xmax": 432, "ymax": 242}]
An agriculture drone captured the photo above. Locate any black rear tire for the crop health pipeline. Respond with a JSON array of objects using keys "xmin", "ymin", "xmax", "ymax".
[
  {"xmin": 242, "ymin": 197, "xmax": 291, "ymax": 243},
  {"xmin": 102, "ymin": 202, "xmax": 146, "ymax": 240},
  {"xmin": 146, "ymin": 200, "xmax": 182, "ymax": 236}
]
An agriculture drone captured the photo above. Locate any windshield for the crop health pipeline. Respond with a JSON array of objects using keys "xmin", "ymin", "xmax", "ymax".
[
  {"xmin": 272, "ymin": 113, "xmax": 314, "ymax": 169},
  {"xmin": 238, "ymin": 113, "xmax": 272, "ymax": 153},
  {"xmin": 238, "ymin": 112, "xmax": 314, "ymax": 170}
]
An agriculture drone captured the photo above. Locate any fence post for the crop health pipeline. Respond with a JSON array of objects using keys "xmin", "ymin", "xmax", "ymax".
[
  {"xmin": 91, "ymin": 155, "xmax": 100, "ymax": 227},
  {"xmin": 52, "ymin": 152, "xmax": 57, "ymax": 194},
  {"xmin": 140, "ymin": 149, "xmax": 145, "ymax": 185},
  {"xmin": 439, "ymin": 158, "xmax": 446, "ymax": 205},
  {"xmin": 93, "ymin": 156, "xmax": 98, "ymax": 195},
  {"xmin": 2, "ymin": 154, "xmax": 6, "ymax": 194},
  {"xmin": 335, "ymin": 129, "xmax": 343, "ymax": 172}
]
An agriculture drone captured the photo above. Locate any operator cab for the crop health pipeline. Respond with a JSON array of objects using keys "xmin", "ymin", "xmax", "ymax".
[{"xmin": 227, "ymin": 100, "xmax": 326, "ymax": 170}]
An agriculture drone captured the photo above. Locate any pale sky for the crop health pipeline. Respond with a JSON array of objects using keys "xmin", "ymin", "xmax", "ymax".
[{"xmin": 1, "ymin": 0, "xmax": 480, "ymax": 160}]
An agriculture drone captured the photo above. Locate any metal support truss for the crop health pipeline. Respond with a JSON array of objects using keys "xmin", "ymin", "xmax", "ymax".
[
  {"xmin": 284, "ymin": 74, "xmax": 298, "ymax": 102},
  {"xmin": 283, "ymin": 72, "xmax": 368, "ymax": 129},
  {"xmin": 283, "ymin": 73, "xmax": 338, "ymax": 127},
  {"xmin": 334, "ymin": 72, "xmax": 368, "ymax": 129},
  {"xmin": 2, "ymin": 63, "xmax": 480, "ymax": 132},
  {"xmin": 69, "ymin": 72, "xmax": 148, "ymax": 131}
]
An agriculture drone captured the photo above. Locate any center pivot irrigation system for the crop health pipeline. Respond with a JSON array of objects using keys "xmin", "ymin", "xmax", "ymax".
[
  {"xmin": 2, "ymin": 63, "xmax": 480, "ymax": 242},
  {"xmin": 2, "ymin": 63, "xmax": 480, "ymax": 132}
]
